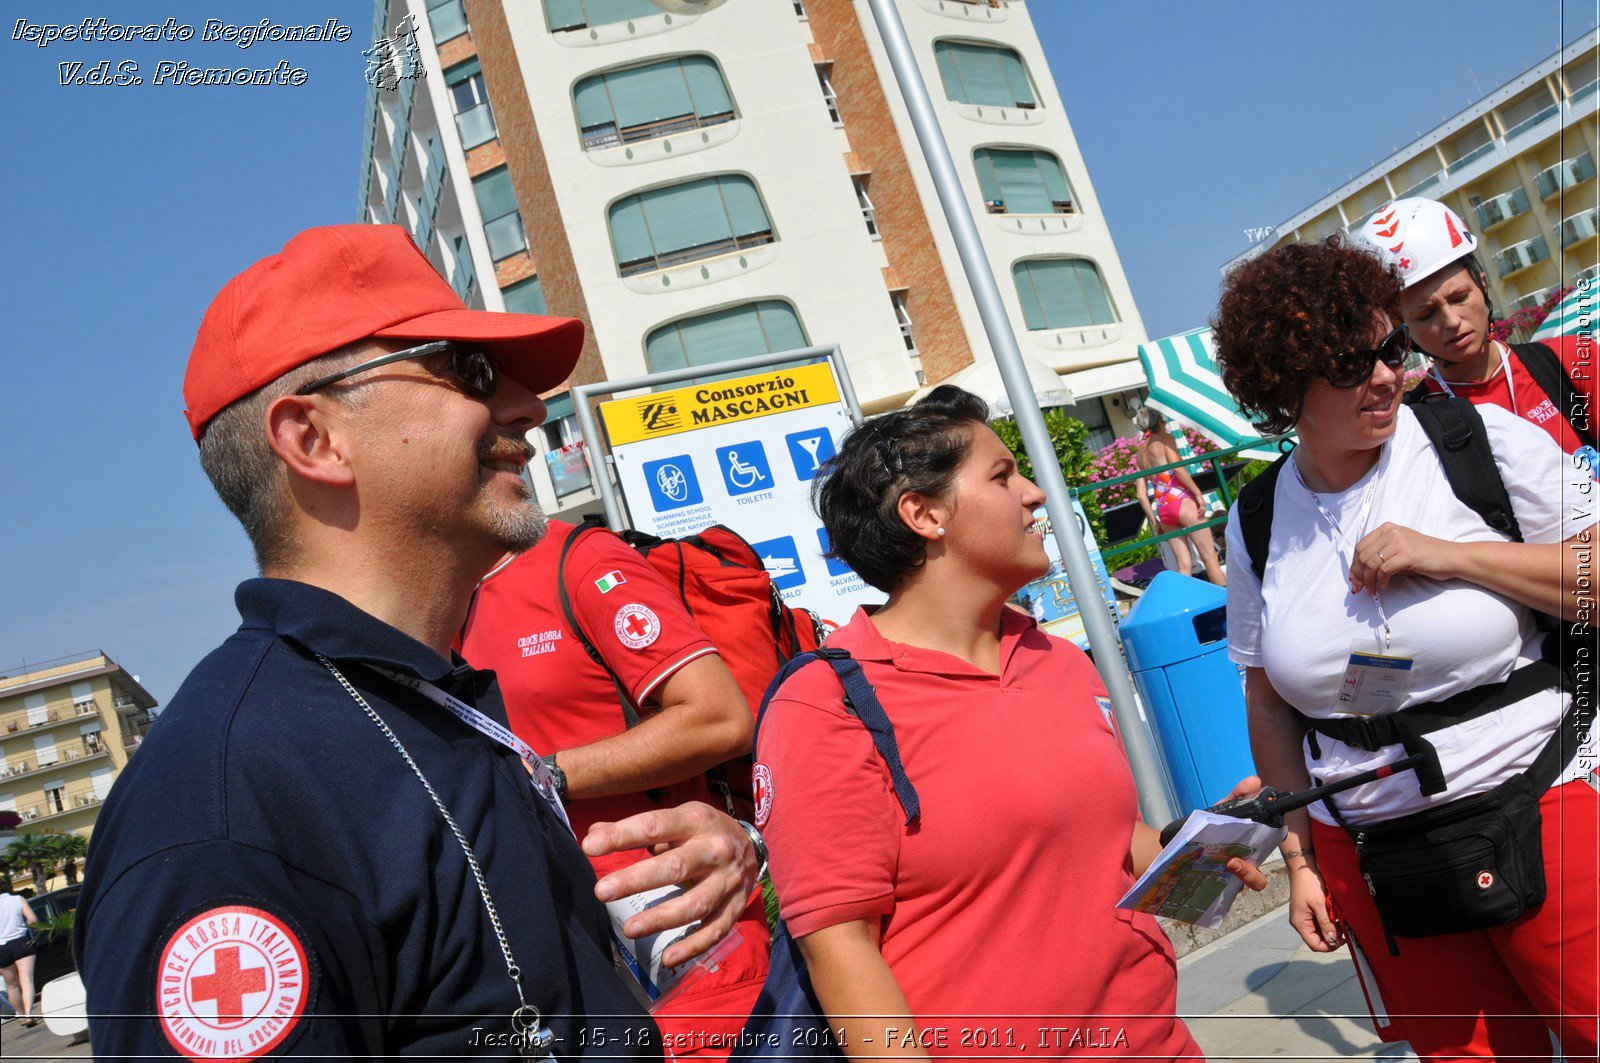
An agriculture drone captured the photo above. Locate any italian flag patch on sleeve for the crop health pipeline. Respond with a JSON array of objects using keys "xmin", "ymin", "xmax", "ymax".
[{"xmin": 595, "ymin": 571, "xmax": 627, "ymax": 594}]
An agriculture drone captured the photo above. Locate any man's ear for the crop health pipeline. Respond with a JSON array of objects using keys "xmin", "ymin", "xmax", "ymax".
[
  {"xmin": 896, "ymin": 489, "xmax": 948, "ymax": 543},
  {"xmin": 265, "ymin": 394, "xmax": 356, "ymax": 487}
]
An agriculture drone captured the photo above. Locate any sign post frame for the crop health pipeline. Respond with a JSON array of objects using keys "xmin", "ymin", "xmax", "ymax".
[{"xmin": 569, "ymin": 343, "xmax": 865, "ymax": 533}]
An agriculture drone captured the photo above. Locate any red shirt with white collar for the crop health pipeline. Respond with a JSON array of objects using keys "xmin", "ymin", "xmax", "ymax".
[
  {"xmin": 757, "ymin": 607, "xmax": 1197, "ymax": 1058},
  {"xmin": 1420, "ymin": 336, "xmax": 1596, "ymax": 453}
]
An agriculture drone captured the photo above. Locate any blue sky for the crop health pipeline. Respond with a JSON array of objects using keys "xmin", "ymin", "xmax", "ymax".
[{"xmin": 2, "ymin": 1, "xmax": 1592, "ymax": 705}]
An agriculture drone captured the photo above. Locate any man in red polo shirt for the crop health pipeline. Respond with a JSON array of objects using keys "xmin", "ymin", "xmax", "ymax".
[{"xmin": 460, "ymin": 520, "xmax": 769, "ymax": 1059}]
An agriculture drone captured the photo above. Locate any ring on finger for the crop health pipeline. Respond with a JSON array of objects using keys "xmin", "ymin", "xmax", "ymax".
[{"xmin": 1377, "ymin": 551, "xmax": 1386, "ymax": 562}]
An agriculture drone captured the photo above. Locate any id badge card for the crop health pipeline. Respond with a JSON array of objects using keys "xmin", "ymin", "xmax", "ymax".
[{"xmin": 1333, "ymin": 642, "xmax": 1415, "ymax": 715}]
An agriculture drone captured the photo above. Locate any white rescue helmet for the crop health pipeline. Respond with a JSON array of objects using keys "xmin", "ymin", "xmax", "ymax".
[{"xmin": 1352, "ymin": 197, "xmax": 1479, "ymax": 289}]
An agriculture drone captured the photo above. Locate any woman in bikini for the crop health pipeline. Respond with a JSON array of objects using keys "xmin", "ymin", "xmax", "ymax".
[{"xmin": 1132, "ymin": 407, "xmax": 1226, "ymax": 586}]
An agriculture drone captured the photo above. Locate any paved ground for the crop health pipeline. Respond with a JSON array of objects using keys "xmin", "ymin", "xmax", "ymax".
[
  {"xmin": 1179, "ymin": 909, "xmax": 1419, "ymax": 1062},
  {"xmin": 0, "ymin": 1015, "xmax": 91, "ymax": 1060}
]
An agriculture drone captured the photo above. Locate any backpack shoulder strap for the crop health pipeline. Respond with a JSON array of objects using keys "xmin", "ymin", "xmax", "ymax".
[
  {"xmin": 756, "ymin": 649, "xmax": 920, "ymax": 825},
  {"xmin": 1408, "ymin": 394, "xmax": 1524, "ymax": 543},
  {"xmin": 557, "ymin": 516, "xmax": 641, "ymax": 728},
  {"xmin": 1234, "ymin": 454, "xmax": 1290, "ymax": 583},
  {"xmin": 1512, "ymin": 341, "xmax": 1595, "ymax": 449},
  {"xmin": 1402, "ymin": 379, "xmax": 1433, "ymax": 407}
]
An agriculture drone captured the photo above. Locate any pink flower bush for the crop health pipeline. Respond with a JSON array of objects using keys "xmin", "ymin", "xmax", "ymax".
[
  {"xmin": 1087, "ymin": 426, "xmax": 1223, "ymax": 508},
  {"xmin": 1488, "ymin": 286, "xmax": 1571, "ymax": 345}
]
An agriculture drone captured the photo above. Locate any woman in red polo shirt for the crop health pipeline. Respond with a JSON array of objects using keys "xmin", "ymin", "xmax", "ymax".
[{"xmin": 756, "ymin": 386, "xmax": 1262, "ymax": 1059}]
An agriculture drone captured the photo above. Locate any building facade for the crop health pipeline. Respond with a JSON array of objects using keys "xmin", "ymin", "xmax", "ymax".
[
  {"xmin": 358, "ymin": 0, "xmax": 1151, "ymax": 516},
  {"xmin": 0, "ymin": 652, "xmax": 156, "ymax": 889},
  {"xmin": 1225, "ymin": 31, "xmax": 1599, "ymax": 316}
]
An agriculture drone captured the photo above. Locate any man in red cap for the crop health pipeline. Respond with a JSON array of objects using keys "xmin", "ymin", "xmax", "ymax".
[{"xmin": 75, "ymin": 225, "xmax": 763, "ymax": 1060}]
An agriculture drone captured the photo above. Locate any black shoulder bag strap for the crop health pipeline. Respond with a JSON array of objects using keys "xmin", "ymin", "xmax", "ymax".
[
  {"xmin": 1234, "ymin": 453, "xmax": 1290, "ymax": 584},
  {"xmin": 557, "ymin": 515, "xmax": 642, "ymax": 729},
  {"xmin": 1408, "ymin": 394, "xmax": 1524, "ymax": 542},
  {"xmin": 1512, "ymin": 341, "xmax": 1596, "ymax": 449}
]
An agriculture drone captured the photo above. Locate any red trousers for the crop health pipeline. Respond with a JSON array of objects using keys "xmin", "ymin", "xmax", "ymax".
[{"xmin": 1313, "ymin": 779, "xmax": 1598, "ymax": 1061}]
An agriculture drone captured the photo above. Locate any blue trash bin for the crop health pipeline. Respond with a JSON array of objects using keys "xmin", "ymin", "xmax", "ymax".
[{"xmin": 1120, "ymin": 571, "xmax": 1254, "ymax": 816}]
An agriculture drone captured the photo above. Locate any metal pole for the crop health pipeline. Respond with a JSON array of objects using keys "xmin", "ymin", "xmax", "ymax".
[{"xmin": 864, "ymin": 0, "xmax": 1176, "ymax": 823}]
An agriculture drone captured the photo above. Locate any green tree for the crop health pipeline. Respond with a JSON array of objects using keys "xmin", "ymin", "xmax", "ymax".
[
  {"xmin": 44, "ymin": 832, "xmax": 89, "ymax": 886},
  {"xmin": 5, "ymin": 833, "xmax": 61, "ymax": 892},
  {"xmin": 990, "ymin": 409, "xmax": 1107, "ymax": 546},
  {"xmin": 0, "ymin": 854, "xmax": 14, "ymax": 894}
]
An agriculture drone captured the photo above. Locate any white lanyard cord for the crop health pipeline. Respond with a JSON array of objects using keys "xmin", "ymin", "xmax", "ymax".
[
  {"xmin": 315, "ymin": 654, "xmax": 556, "ymax": 1060},
  {"xmin": 1429, "ymin": 341, "xmax": 1517, "ymax": 418},
  {"xmin": 367, "ymin": 664, "xmax": 572, "ymax": 834},
  {"xmin": 1292, "ymin": 456, "xmax": 1393, "ymax": 650}
]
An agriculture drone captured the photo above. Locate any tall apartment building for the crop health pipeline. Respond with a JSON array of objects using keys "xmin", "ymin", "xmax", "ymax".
[
  {"xmin": 1226, "ymin": 31, "xmax": 1599, "ymax": 316},
  {"xmin": 0, "ymin": 651, "xmax": 156, "ymax": 887},
  {"xmin": 358, "ymin": 0, "xmax": 1151, "ymax": 517}
]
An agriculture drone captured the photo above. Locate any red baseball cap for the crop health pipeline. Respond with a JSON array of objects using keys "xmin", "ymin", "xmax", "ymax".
[{"xmin": 183, "ymin": 224, "xmax": 583, "ymax": 439}]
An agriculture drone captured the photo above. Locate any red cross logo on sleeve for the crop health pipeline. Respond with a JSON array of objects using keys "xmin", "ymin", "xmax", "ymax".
[
  {"xmin": 614, "ymin": 603, "xmax": 661, "ymax": 649},
  {"xmin": 158, "ymin": 905, "xmax": 312, "ymax": 1059},
  {"xmin": 191, "ymin": 945, "xmax": 268, "ymax": 1027}
]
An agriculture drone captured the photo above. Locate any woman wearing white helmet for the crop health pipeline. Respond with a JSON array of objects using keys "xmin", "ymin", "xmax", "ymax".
[{"xmin": 1353, "ymin": 198, "xmax": 1596, "ymax": 469}]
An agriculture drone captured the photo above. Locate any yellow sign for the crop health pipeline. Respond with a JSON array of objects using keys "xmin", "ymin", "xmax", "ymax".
[{"xmin": 600, "ymin": 362, "xmax": 842, "ymax": 447}]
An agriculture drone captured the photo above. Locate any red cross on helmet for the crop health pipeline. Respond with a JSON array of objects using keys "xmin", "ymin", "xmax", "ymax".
[{"xmin": 1351, "ymin": 197, "xmax": 1479, "ymax": 289}]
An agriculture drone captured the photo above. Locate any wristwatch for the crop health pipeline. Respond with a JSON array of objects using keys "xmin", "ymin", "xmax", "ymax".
[{"xmin": 540, "ymin": 754, "xmax": 568, "ymax": 802}]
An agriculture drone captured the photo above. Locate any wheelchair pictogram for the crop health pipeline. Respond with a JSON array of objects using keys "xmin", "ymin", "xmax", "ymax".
[{"xmin": 715, "ymin": 441, "xmax": 773, "ymax": 497}]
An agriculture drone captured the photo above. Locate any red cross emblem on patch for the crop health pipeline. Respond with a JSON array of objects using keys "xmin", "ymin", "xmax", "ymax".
[
  {"xmin": 1398, "ymin": 256, "xmax": 1413, "ymax": 271},
  {"xmin": 753, "ymin": 763, "xmax": 774, "ymax": 828},
  {"xmin": 157, "ymin": 905, "xmax": 310, "ymax": 1059},
  {"xmin": 613, "ymin": 603, "xmax": 661, "ymax": 650},
  {"xmin": 1476, "ymin": 870, "xmax": 1495, "ymax": 890}
]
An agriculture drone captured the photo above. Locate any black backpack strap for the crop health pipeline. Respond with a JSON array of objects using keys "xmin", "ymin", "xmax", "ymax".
[
  {"xmin": 557, "ymin": 516, "xmax": 641, "ymax": 729},
  {"xmin": 1513, "ymin": 341, "xmax": 1595, "ymax": 449},
  {"xmin": 1402, "ymin": 380, "xmax": 1433, "ymax": 407},
  {"xmin": 1234, "ymin": 454, "xmax": 1290, "ymax": 583},
  {"xmin": 756, "ymin": 648, "xmax": 920, "ymax": 824},
  {"xmin": 1408, "ymin": 394, "xmax": 1524, "ymax": 543}
]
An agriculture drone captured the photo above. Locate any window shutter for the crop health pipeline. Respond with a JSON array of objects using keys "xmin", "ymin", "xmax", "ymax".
[
  {"xmin": 645, "ymin": 301, "xmax": 807, "ymax": 376},
  {"xmin": 999, "ymin": 50, "xmax": 1035, "ymax": 106},
  {"xmin": 645, "ymin": 323, "xmax": 689, "ymax": 373},
  {"xmin": 545, "ymin": 0, "xmax": 586, "ymax": 32},
  {"xmin": 444, "ymin": 57, "xmax": 482, "ymax": 86},
  {"xmin": 472, "ymin": 168, "xmax": 518, "ymax": 221},
  {"xmin": 682, "ymin": 56, "xmax": 733, "ymax": 117},
  {"xmin": 640, "ymin": 178, "xmax": 732, "ymax": 255},
  {"xmin": 1038, "ymin": 152, "xmax": 1072, "ymax": 205},
  {"xmin": 502, "ymin": 275, "xmax": 547, "ymax": 315},
  {"xmin": 1013, "ymin": 261, "xmax": 1046, "ymax": 330},
  {"xmin": 718, "ymin": 177, "xmax": 770, "ymax": 237},
  {"xmin": 992, "ymin": 150, "xmax": 1052, "ymax": 214},
  {"xmin": 974, "ymin": 149, "xmax": 1003, "ymax": 203},
  {"xmin": 608, "ymin": 196, "xmax": 653, "ymax": 266},
  {"xmin": 573, "ymin": 74, "xmax": 614, "ymax": 129},
  {"xmin": 607, "ymin": 62, "xmax": 694, "ymax": 128}
]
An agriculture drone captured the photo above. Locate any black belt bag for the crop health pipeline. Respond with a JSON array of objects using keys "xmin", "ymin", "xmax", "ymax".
[
  {"xmin": 1305, "ymin": 657, "xmax": 1588, "ymax": 952},
  {"xmin": 1341, "ymin": 773, "xmax": 1546, "ymax": 941}
]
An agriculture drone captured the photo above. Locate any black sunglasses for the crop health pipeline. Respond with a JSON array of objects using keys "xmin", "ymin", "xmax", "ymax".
[
  {"xmin": 295, "ymin": 340, "xmax": 498, "ymax": 398},
  {"xmin": 1324, "ymin": 325, "xmax": 1412, "ymax": 389}
]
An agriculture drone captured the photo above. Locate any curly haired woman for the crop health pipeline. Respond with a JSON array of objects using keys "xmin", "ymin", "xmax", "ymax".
[{"xmin": 1213, "ymin": 237, "xmax": 1597, "ymax": 1061}]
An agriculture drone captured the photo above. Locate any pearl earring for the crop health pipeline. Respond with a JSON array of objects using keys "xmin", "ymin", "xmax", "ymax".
[{"xmin": 936, "ymin": 527, "xmax": 945, "ymax": 537}]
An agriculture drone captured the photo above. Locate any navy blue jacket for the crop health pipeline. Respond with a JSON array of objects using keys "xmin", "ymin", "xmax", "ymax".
[{"xmin": 76, "ymin": 579, "xmax": 660, "ymax": 1059}]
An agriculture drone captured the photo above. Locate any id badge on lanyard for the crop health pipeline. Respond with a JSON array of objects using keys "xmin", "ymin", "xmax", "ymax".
[{"xmin": 1334, "ymin": 641, "xmax": 1416, "ymax": 715}]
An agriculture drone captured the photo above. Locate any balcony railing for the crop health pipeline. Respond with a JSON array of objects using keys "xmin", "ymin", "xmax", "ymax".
[
  {"xmin": 1535, "ymin": 153, "xmax": 1597, "ymax": 199},
  {"xmin": 484, "ymin": 212, "xmax": 528, "ymax": 261},
  {"xmin": 1474, "ymin": 186, "xmax": 1530, "ymax": 229},
  {"xmin": 456, "ymin": 102, "xmax": 497, "ymax": 150},
  {"xmin": 1560, "ymin": 207, "xmax": 1600, "ymax": 248},
  {"xmin": 1397, "ymin": 168, "xmax": 1444, "ymax": 200},
  {"xmin": 1493, "ymin": 235, "xmax": 1550, "ymax": 278},
  {"xmin": 1570, "ymin": 78, "xmax": 1598, "ymax": 107},
  {"xmin": 1451, "ymin": 139, "xmax": 1498, "ymax": 170},
  {"xmin": 0, "ymin": 747, "xmax": 110, "ymax": 783},
  {"xmin": 1503, "ymin": 102, "xmax": 1561, "ymax": 142},
  {"xmin": 450, "ymin": 249, "xmax": 476, "ymax": 303},
  {"xmin": 1, "ymin": 704, "xmax": 101, "ymax": 736},
  {"xmin": 412, "ymin": 197, "xmax": 435, "ymax": 250},
  {"xmin": 580, "ymin": 110, "xmax": 735, "ymax": 153},
  {"xmin": 618, "ymin": 231, "xmax": 776, "ymax": 277},
  {"xmin": 17, "ymin": 787, "xmax": 108, "ymax": 824},
  {"xmin": 428, "ymin": 0, "xmax": 469, "ymax": 43}
]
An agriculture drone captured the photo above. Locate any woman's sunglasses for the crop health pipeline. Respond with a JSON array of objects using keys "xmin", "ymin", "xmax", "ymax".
[
  {"xmin": 295, "ymin": 340, "xmax": 498, "ymax": 398},
  {"xmin": 1324, "ymin": 325, "xmax": 1412, "ymax": 389}
]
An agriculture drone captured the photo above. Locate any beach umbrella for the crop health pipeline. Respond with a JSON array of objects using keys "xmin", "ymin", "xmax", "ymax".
[{"xmin": 1136, "ymin": 327, "xmax": 1284, "ymax": 460}]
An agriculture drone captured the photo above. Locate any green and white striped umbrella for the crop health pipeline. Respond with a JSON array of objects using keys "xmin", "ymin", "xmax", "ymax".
[
  {"xmin": 1135, "ymin": 327, "xmax": 1284, "ymax": 460},
  {"xmin": 1530, "ymin": 285, "xmax": 1595, "ymax": 341}
]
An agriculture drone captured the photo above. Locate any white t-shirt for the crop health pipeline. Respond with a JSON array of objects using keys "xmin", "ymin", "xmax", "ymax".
[
  {"xmin": 1227, "ymin": 404, "xmax": 1596, "ymax": 826},
  {"xmin": 0, "ymin": 893, "xmax": 28, "ymax": 944}
]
